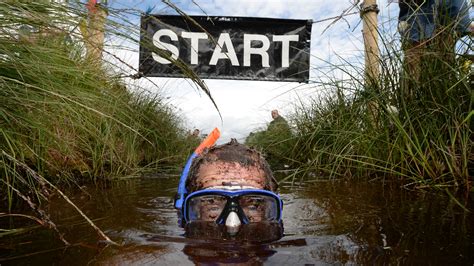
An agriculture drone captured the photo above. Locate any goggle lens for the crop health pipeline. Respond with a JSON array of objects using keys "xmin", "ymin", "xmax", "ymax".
[
  {"xmin": 186, "ymin": 193, "xmax": 280, "ymax": 223},
  {"xmin": 239, "ymin": 195, "xmax": 279, "ymax": 222},
  {"xmin": 188, "ymin": 195, "xmax": 227, "ymax": 221}
]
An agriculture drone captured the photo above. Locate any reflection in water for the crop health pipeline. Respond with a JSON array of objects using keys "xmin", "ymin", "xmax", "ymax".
[
  {"xmin": 183, "ymin": 241, "xmax": 276, "ymax": 265},
  {"xmin": 185, "ymin": 221, "xmax": 283, "ymax": 242},
  {"xmin": 182, "ymin": 222, "xmax": 283, "ymax": 265},
  {"xmin": 0, "ymin": 178, "xmax": 473, "ymax": 265},
  {"xmin": 281, "ymin": 181, "xmax": 474, "ymax": 265}
]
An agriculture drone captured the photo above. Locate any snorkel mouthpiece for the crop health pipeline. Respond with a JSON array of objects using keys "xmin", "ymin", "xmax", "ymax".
[{"xmin": 225, "ymin": 211, "xmax": 241, "ymax": 235}]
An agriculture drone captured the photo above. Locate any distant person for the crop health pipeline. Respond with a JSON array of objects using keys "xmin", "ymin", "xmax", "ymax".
[
  {"xmin": 191, "ymin": 129, "xmax": 200, "ymax": 138},
  {"xmin": 397, "ymin": 0, "xmax": 473, "ymax": 92},
  {"xmin": 398, "ymin": 0, "xmax": 472, "ymax": 43},
  {"xmin": 245, "ymin": 110, "xmax": 293, "ymax": 168},
  {"xmin": 268, "ymin": 109, "xmax": 291, "ymax": 134}
]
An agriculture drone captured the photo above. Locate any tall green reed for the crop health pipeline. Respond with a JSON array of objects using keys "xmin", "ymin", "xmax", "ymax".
[
  {"xmin": 0, "ymin": 0, "xmax": 205, "ymax": 239},
  {"xmin": 254, "ymin": 21, "xmax": 472, "ymax": 188}
]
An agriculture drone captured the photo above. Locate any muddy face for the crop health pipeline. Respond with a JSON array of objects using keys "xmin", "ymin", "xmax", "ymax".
[
  {"xmin": 182, "ymin": 140, "xmax": 280, "ymax": 236},
  {"xmin": 192, "ymin": 161, "xmax": 268, "ymax": 234},
  {"xmin": 185, "ymin": 139, "xmax": 277, "ymax": 192},
  {"xmin": 195, "ymin": 161, "xmax": 267, "ymax": 189}
]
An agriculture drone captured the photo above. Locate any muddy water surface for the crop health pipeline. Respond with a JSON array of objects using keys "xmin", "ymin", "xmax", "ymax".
[{"xmin": 1, "ymin": 177, "xmax": 473, "ymax": 265}]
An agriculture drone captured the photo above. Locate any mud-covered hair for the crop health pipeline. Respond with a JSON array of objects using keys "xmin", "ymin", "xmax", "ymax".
[{"xmin": 186, "ymin": 139, "xmax": 278, "ymax": 192}]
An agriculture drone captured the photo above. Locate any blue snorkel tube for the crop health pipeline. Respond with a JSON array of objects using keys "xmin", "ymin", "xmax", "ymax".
[
  {"xmin": 174, "ymin": 153, "xmax": 197, "ymax": 209},
  {"xmin": 175, "ymin": 128, "xmax": 221, "ymax": 226}
]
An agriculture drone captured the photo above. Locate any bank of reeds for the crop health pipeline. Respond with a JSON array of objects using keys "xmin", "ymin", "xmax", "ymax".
[
  {"xmin": 0, "ymin": 0, "xmax": 199, "ymax": 223},
  {"xmin": 254, "ymin": 31, "xmax": 472, "ymax": 189}
]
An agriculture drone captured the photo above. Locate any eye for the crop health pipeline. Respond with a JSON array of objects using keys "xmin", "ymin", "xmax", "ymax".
[
  {"xmin": 209, "ymin": 206, "xmax": 220, "ymax": 212},
  {"xmin": 247, "ymin": 205, "xmax": 258, "ymax": 211},
  {"xmin": 200, "ymin": 198, "xmax": 214, "ymax": 204}
]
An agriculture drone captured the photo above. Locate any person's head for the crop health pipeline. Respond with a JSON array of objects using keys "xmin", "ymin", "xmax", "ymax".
[
  {"xmin": 271, "ymin": 109, "xmax": 279, "ymax": 119},
  {"xmin": 191, "ymin": 129, "xmax": 200, "ymax": 137},
  {"xmin": 181, "ymin": 139, "xmax": 282, "ymax": 235},
  {"xmin": 186, "ymin": 139, "xmax": 277, "ymax": 192}
]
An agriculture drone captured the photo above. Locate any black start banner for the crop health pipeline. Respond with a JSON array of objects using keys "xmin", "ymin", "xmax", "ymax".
[{"xmin": 139, "ymin": 15, "xmax": 312, "ymax": 82}]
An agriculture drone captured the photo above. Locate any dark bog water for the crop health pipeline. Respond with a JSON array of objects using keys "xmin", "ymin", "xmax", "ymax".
[{"xmin": 1, "ymin": 177, "xmax": 473, "ymax": 265}]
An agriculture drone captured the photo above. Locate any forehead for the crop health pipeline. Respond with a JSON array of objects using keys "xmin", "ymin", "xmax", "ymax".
[{"xmin": 196, "ymin": 161, "xmax": 267, "ymax": 189}]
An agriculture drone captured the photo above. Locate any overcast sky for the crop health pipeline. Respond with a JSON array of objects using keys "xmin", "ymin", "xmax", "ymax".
[{"xmin": 107, "ymin": 0, "xmax": 403, "ymax": 143}]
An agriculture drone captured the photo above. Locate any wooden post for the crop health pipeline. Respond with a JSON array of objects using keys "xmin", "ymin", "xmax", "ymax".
[
  {"xmin": 361, "ymin": 0, "xmax": 380, "ymax": 127},
  {"xmin": 84, "ymin": 0, "xmax": 107, "ymax": 63},
  {"xmin": 361, "ymin": 0, "xmax": 380, "ymax": 85}
]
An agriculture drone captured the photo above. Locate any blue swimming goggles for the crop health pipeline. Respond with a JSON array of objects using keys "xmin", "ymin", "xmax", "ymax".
[
  {"xmin": 181, "ymin": 188, "xmax": 283, "ymax": 225},
  {"xmin": 174, "ymin": 128, "xmax": 283, "ymax": 227}
]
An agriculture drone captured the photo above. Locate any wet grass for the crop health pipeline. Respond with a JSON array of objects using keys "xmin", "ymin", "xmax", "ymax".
[
  {"xmin": 252, "ymin": 31, "xmax": 472, "ymax": 189},
  {"xmin": 0, "ymin": 0, "xmax": 203, "ymax": 226}
]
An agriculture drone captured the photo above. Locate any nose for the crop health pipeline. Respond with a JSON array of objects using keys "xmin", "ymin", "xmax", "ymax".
[{"xmin": 225, "ymin": 211, "xmax": 241, "ymax": 235}]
